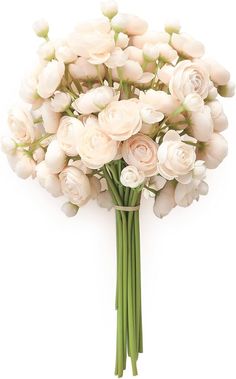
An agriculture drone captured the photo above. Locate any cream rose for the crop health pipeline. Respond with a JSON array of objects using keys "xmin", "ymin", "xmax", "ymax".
[
  {"xmin": 67, "ymin": 19, "xmax": 115, "ymax": 65},
  {"xmin": 8, "ymin": 106, "xmax": 36, "ymax": 143},
  {"xmin": 59, "ymin": 166, "xmax": 91, "ymax": 206},
  {"xmin": 169, "ymin": 60, "xmax": 209, "ymax": 101},
  {"xmin": 120, "ymin": 166, "xmax": 145, "ymax": 188},
  {"xmin": 72, "ymin": 86, "xmax": 118, "ymax": 115},
  {"xmin": 157, "ymin": 130, "xmax": 196, "ymax": 180},
  {"xmin": 122, "ymin": 133, "xmax": 158, "ymax": 177},
  {"xmin": 57, "ymin": 116, "xmax": 84, "ymax": 156},
  {"xmin": 37, "ymin": 60, "xmax": 65, "ymax": 99},
  {"xmin": 77, "ymin": 119, "xmax": 118, "ymax": 169},
  {"xmin": 98, "ymin": 100, "xmax": 142, "ymax": 141}
]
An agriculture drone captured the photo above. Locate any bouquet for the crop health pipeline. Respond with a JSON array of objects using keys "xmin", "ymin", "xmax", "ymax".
[{"xmin": 1, "ymin": 1, "xmax": 234, "ymax": 376}]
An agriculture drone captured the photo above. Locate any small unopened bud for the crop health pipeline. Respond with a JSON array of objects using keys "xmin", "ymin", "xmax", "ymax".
[
  {"xmin": 1, "ymin": 136, "xmax": 16, "ymax": 155},
  {"xmin": 143, "ymin": 43, "xmax": 159, "ymax": 62},
  {"xmin": 218, "ymin": 81, "xmax": 235, "ymax": 97},
  {"xmin": 61, "ymin": 202, "xmax": 79, "ymax": 217},
  {"xmin": 101, "ymin": 0, "xmax": 118, "ymax": 19},
  {"xmin": 111, "ymin": 14, "xmax": 128, "ymax": 33},
  {"xmin": 33, "ymin": 19, "xmax": 49, "ymax": 38},
  {"xmin": 164, "ymin": 20, "xmax": 181, "ymax": 34}
]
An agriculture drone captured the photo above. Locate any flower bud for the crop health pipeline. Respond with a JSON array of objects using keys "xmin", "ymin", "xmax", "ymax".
[
  {"xmin": 143, "ymin": 43, "xmax": 159, "ymax": 62},
  {"xmin": 38, "ymin": 41, "xmax": 55, "ymax": 61},
  {"xmin": 33, "ymin": 147, "xmax": 45, "ymax": 163},
  {"xmin": 45, "ymin": 140, "xmax": 67, "ymax": 174},
  {"xmin": 116, "ymin": 32, "xmax": 129, "ymax": 49},
  {"xmin": 61, "ymin": 202, "xmax": 79, "ymax": 217},
  {"xmin": 51, "ymin": 91, "xmax": 71, "ymax": 112},
  {"xmin": 164, "ymin": 20, "xmax": 181, "ymax": 34},
  {"xmin": 1, "ymin": 136, "xmax": 16, "ymax": 155},
  {"xmin": 218, "ymin": 81, "xmax": 235, "ymax": 97},
  {"xmin": 33, "ymin": 19, "xmax": 49, "ymax": 38},
  {"xmin": 111, "ymin": 14, "xmax": 128, "ymax": 33},
  {"xmin": 101, "ymin": 0, "xmax": 118, "ymax": 19},
  {"xmin": 183, "ymin": 93, "xmax": 204, "ymax": 112}
]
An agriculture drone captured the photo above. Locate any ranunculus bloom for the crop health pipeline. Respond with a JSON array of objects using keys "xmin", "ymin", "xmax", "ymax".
[
  {"xmin": 111, "ymin": 13, "xmax": 148, "ymax": 35},
  {"xmin": 77, "ymin": 118, "xmax": 118, "ymax": 169},
  {"xmin": 171, "ymin": 33, "xmax": 205, "ymax": 58},
  {"xmin": 41, "ymin": 100, "xmax": 61, "ymax": 133},
  {"xmin": 8, "ymin": 151, "xmax": 36, "ymax": 179},
  {"xmin": 69, "ymin": 57, "xmax": 105, "ymax": 81},
  {"xmin": 158, "ymin": 43, "xmax": 178, "ymax": 63},
  {"xmin": 157, "ymin": 64, "xmax": 175, "ymax": 85},
  {"xmin": 72, "ymin": 86, "xmax": 118, "ymax": 115},
  {"xmin": 183, "ymin": 93, "xmax": 204, "ymax": 112},
  {"xmin": 51, "ymin": 91, "xmax": 71, "ymax": 112},
  {"xmin": 99, "ymin": 99, "xmax": 142, "ymax": 141},
  {"xmin": 38, "ymin": 41, "xmax": 55, "ymax": 61},
  {"xmin": 122, "ymin": 133, "xmax": 158, "ymax": 177},
  {"xmin": 204, "ymin": 58, "xmax": 230, "ymax": 86},
  {"xmin": 67, "ymin": 19, "xmax": 115, "ymax": 65},
  {"xmin": 45, "ymin": 139, "xmax": 67, "ymax": 174},
  {"xmin": 105, "ymin": 47, "xmax": 128, "ymax": 68},
  {"xmin": 207, "ymin": 100, "xmax": 228, "ymax": 132},
  {"xmin": 189, "ymin": 105, "xmax": 214, "ymax": 142},
  {"xmin": 169, "ymin": 60, "xmax": 209, "ymax": 101},
  {"xmin": 57, "ymin": 116, "xmax": 84, "ymax": 156},
  {"xmin": 8, "ymin": 106, "xmax": 36, "ymax": 143},
  {"xmin": 120, "ymin": 165, "xmax": 145, "ymax": 188},
  {"xmin": 131, "ymin": 31, "xmax": 169, "ymax": 49},
  {"xmin": 1, "ymin": 137, "xmax": 16, "ymax": 155},
  {"xmin": 175, "ymin": 179, "xmax": 208, "ymax": 207},
  {"xmin": 59, "ymin": 166, "xmax": 91, "ymax": 206},
  {"xmin": 153, "ymin": 181, "xmax": 176, "ymax": 218},
  {"xmin": 33, "ymin": 147, "xmax": 45, "ymax": 163},
  {"xmin": 139, "ymin": 89, "xmax": 179, "ymax": 115},
  {"xmin": 112, "ymin": 60, "xmax": 153, "ymax": 84},
  {"xmin": 157, "ymin": 130, "xmax": 196, "ymax": 180},
  {"xmin": 37, "ymin": 60, "xmax": 65, "ymax": 99},
  {"xmin": 197, "ymin": 132, "xmax": 228, "ymax": 169},
  {"xmin": 36, "ymin": 160, "xmax": 62, "ymax": 197},
  {"xmin": 54, "ymin": 39, "xmax": 77, "ymax": 63}
]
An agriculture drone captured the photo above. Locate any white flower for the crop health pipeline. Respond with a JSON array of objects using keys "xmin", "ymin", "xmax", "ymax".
[
  {"xmin": 54, "ymin": 40, "xmax": 77, "ymax": 63},
  {"xmin": 111, "ymin": 14, "xmax": 148, "ymax": 35},
  {"xmin": 33, "ymin": 147, "xmax": 45, "ymax": 163},
  {"xmin": 165, "ymin": 20, "xmax": 181, "ymax": 34},
  {"xmin": 122, "ymin": 133, "xmax": 158, "ymax": 177},
  {"xmin": 176, "ymin": 160, "xmax": 206, "ymax": 184},
  {"xmin": 157, "ymin": 64, "xmax": 175, "ymax": 85},
  {"xmin": 153, "ymin": 181, "xmax": 176, "ymax": 218},
  {"xmin": 158, "ymin": 43, "xmax": 178, "ymax": 63},
  {"xmin": 169, "ymin": 60, "xmax": 209, "ymax": 101},
  {"xmin": 97, "ymin": 190, "xmax": 113, "ymax": 210},
  {"xmin": 1, "ymin": 137, "xmax": 16, "ymax": 155},
  {"xmin": 131, "ymin": 31, "xmax": 169, "ymax": 49},
  {"xmin": 67, "ymin": 19, "xmax": 115, "ymax": 65},
  {"xmin": 36, "ymin": 160, "xmax": 62, "ymax": 197},
  {"xmin": 204, "ymin": 58, "xmax": 230, "ymax": 86},
  {"xmin": 61, "ymin": 202, "xmax": 79, "ymax": 217},
  {"xmin": 171, "ymin": 33, "xmax": 205, "ymax": 58},
  {"xmin": 8, "ymin": 151, "xmax": 36, "ymax": 179},
  {"xmin": 139, "ymin": 89, "xmax": 179, "ymax": 115},
  {"xmin": 120, "ymin": 166, "xmax": 145, "ymax": 188},
  {"xmin": 69, "ymin": 57, "xmax": 105, "ymax": 81},
  {"xmin": 207, "ymin": 101, "xmax": 228, "ymax": 132},
  {"xmin": 77, "ymin": 118, "xmax": 118, "ymax": 169},
  {"xmin": 38, "ymin": 41, "xmax": 55, "ymax": 61},
  {"xmin": 45, "ymin": 139, "xmax": 67, "ymax": 174},
  {"xmin": 105, "ymin": 47, "xmax": 128, "ymax": 69},
  {"xmin": 57, "ymin": 116, "xmax": 84, "ymax": 156},
  {"xmin": 157, "ymin": 130, "xmax": 196, "ymax": 180},
  {"xmin": 218, "ymin": 81, "xmax": 235, "ymax": 98},
  {"xmin": 41, "ymin": 100, "xmax": 61, "ymax": 133},
  {"xmin": 72, "ymin": 86, "xmax": 118, "ymax": 115},
  {"xmin": 175, "ymin": 179, "xmax": 208, "ymax": 207},
  {"xmin": 101, "ymin": 0, "xmax": 118, "ymax": 18},
  {"xmin": 139, "ymin": 105, "xmax": 164, "ymax": 124},
  {"xmin": 19, "ymin": 63, "xmax": 46, "ymax": 107},
  {"xmin": 116, "ymin": 32, "xmax": 129, "ymax": 49},
  {"xmin": 8, "ymin": 106, "xmax": 36, "ymax": 143},
  {"xmin": 59, "ymin": 166, "xmax": 91, "ymax": 206},
  {"xmin": 143, "ymin": 43, "xmax": 159, "ymax": 62},
  {"xmin": 37, "ymin": 60, "xmax": 65, "ymax": 99},
  {"xmin": 98, "ymin": 100, "xmax": 142, "ymax": 141},
  {"xmin": 197, "ymin": 132, "xmax": 228, "ymax": 169},
  {"xmin": 90, "ymin": 176, "xmax": 102, "ymax": 199},
  {"xmin": 33, "ymin": 19, "xmax": 49, "ymax": 38},
  {"xmin": 183, "ymin": 93, "xmax": 204, "ymax": 112},
  {"xmin": 51, "ymin": 91, "xmax": 71, "ymax": 112},
  {"xmin": 189, "ymin": 105, "xmax": 213, "ymax": 142}
]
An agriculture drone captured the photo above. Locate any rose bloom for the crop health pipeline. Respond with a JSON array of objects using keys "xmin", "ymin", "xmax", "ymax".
[
  {"xmin": 37, "ymin": 60, "xmax": 65, "ymax": 99},
  {"xmin": 59, "ymin": 166, "xmax": 91, "ymax": 206},
  {"xmin": 189, "ymin": 105, "xmax": 214, "ymax": 142},
  {"xmin": 98, "ymin": 100, "xmax": 142, "ymax": 141},
  {"xmin": 67, "ymin": 18, "xmax": 115, "ymax": 65},
  {"xmin": 36, "ymin": 160, "xmax": 62, "ymax": 197},
  {"xmin": 171, "ymin": 33, "xmax": 205, "ymax": 58},
  {"xmin": 41, "ymin": 100, "xmax": 61, "ymax": 133},
  {"xmin": 157, "ymin": 130, "xmax": 196, "ymax": 180},
  {"xmin": 153, "ymin": 181, "xmax": 176, "ymax": 218},
  {"xmin": 197, "ymin": 132, "xmax": 228, "ymax": 169},
  {"xmin": 72, "ymin": 86, "xmax": 118, "ymax": 115},
  {"xmin": 122, "ymin": 133, "xmax": 158, "ymax": 177},
  {"xmin": 139, "ymin": 89, "xmax": 179, "ymax": 115},
  {"xmin": 8, "ymin": 106, "xmax": 36, "ymax": 143},
  {"xmin": 169, "ymin": 60, "xmax": 209, "ymax": 101},
  {"xmin": 77, "ymin": 119, "xmax": 118, "ymax": 169},
  {"xmin": 57, "ymin": 116, "xmax": 84, "ymax": 156},
  {"xmin": 69, "ymin": 57, "xmax": 105, "ymax": 81},
  {"xmin": 120, "ymin": 165, "xmax": 145, "ymax": 188}
]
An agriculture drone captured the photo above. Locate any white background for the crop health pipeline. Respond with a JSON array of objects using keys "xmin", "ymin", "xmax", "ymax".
[{"xmin": 0, "ymin": 0, "xmax": 236, "ymax": 378}]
